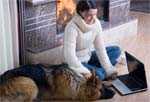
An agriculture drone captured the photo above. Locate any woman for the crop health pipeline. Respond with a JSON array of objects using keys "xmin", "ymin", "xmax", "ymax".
[{"xmin": 63, "ymin": 0, "xmax": 121, "ymax": 80}]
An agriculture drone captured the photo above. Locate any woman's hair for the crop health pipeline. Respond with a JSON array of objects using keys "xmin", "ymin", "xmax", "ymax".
[{"xmin": 76, "ymin": 0, "xmax": 97, "ymax": 15}]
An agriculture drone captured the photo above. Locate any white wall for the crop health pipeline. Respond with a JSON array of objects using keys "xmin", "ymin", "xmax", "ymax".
[
  {"xmin": 9, "ymin": 0, "xmax": 19, "ymax": 68},
  {"xmin": 0, "ymin": 0, "xmax": 19, "ymax": 74}
]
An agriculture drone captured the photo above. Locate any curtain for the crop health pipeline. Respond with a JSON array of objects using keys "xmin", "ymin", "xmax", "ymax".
[{"xmin": 0, "ymin": 0, "xmax": 19, "ymax": 74}]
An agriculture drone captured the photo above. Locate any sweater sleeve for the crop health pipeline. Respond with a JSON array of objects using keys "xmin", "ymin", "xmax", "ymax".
[
  {"xmin": 63, "ymin": 26, "xmax": 91, "ymax": 75},
  {"xmin": 93, "ymin": 24, "xmax": 113, "ymax": 69}
]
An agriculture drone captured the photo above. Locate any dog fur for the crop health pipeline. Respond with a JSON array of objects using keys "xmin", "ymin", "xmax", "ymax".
[
  {"xmin": 0, "ymin": 76, "xmax": 38, "ymax": 102},
  {"xmin": 0, "ymin": 64, "xmax": 105, "ymax": 102},
  {"xmin": 40, "ymin": 64, "xmax": 102, "ymax": 101}
]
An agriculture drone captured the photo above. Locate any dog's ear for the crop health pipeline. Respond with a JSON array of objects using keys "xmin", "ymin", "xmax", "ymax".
[
  {"xmin": 95, "ymin": 76, "xmax": 102, "ymax": 89},
  {"xmin": 89, "ymin": 69, "xmax": 102, "ymax": 89},
  {"xmin": 87, "ymin": 69, "xmax": 96, "ymax": 84},
  {"xmin": 91, "ymin": 69, "xmax": 96, "ymax": 78}
]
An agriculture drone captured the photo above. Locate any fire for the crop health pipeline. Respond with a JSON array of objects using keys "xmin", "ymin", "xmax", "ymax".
[{"xmin": 57, "ymin": 0, "xmax": 76, "ymax": 27}]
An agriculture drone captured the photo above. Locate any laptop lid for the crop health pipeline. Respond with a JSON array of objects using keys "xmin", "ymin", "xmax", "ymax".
[{"xmin": 125, "ymin": 52, "xmax": 147, "ymax": 88}]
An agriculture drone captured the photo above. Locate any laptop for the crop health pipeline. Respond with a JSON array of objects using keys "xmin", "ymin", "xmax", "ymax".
[{"xmin": 112, "ymin": 52, "xmax": 148, "ymax": 95}]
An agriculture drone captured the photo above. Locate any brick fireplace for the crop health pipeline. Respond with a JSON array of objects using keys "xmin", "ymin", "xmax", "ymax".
[{"xmin": 18, "ymin": 0, "xmax": 133, "ymax": 64}]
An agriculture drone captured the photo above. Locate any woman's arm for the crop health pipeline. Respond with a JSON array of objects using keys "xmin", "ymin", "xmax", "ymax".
[
  {"xmin": 64, "ymin": 26, "xmax": 91, "ymax": 76},
  {"xmin": 94, "ymin": 33, "xmax": 113, "ymax": 69}
]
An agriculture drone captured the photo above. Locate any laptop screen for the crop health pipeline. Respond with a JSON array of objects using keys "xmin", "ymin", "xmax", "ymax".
[{"xmin": 125, "ymin": 52, "xmax": 147, "ymax": 88}]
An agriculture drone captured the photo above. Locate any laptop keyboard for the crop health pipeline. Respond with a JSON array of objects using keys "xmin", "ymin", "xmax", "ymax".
[
  {"xmin": 118, "ymin": 76, "xmax": 142, "ymax": 91},
  {"xmin": 112, "ymin": 79, "xmax": 132, "ymax": 94}
]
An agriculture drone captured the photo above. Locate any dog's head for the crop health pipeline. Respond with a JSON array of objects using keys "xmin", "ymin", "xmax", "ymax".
[
  {"xmin": 86, "ymin": 69, "xmax": 102, "ymax": 90},
  {"xmin": 78, "ymin": 69, "xmax": 102, "ymax": 101}
]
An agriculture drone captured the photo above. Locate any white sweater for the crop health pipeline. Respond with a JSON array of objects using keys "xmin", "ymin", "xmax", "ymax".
[{"xmin": 63, "ymin": 14, "xmax": 113, "ymax": 75}]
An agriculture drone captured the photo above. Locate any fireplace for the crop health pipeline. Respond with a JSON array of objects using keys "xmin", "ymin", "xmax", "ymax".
[
  {"xmin": 57, "ymin": 0, "xmax": 110, "ymax": 33},
  {"xmin": 57, "ymin": 0, "xmax": 131, "ymax": 32},
  {"xmin": 18, "ymin": 0, "xmax": 130, "ymax": 64}
]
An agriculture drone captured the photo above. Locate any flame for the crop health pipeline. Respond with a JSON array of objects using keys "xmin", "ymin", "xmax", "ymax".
[{"xmin": 57, "ymin": 0, "xmax": 76, "ymax": 26}]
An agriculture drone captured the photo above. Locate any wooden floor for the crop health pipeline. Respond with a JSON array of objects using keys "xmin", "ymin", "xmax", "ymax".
[{"xmin": 96, "ymin": 12, "xmax": 150, "ymax": 102}]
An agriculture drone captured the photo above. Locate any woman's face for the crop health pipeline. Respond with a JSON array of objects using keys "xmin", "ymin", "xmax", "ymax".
[{"xmin": 81, "ymin": 9, "xmax": 98, "ymax": 24}]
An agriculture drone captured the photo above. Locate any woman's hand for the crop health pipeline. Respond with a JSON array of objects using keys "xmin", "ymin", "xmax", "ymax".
[
  {"xmin": 82, "ymin": 73, "xmax": 92, "ymax": 79},
  {"xmin": 105, "ymin": 66, "xmax": 118, "ymax": 80}
]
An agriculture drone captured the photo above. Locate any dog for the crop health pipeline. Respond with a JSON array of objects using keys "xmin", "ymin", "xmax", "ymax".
[{"xmin": 0, "ymin": 64, "xmax": 115, "ymax": 102}]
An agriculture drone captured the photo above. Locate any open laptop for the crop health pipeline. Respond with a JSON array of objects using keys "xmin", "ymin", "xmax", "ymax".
[{"xmin": 112, "ymin": 52, "xmax": 148, "ymax": 95}]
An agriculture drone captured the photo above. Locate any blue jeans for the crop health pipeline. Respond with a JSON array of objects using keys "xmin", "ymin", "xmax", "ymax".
[{"xmin": 82, "ymin": 46, "xmax": 121, "ymax": 80}]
